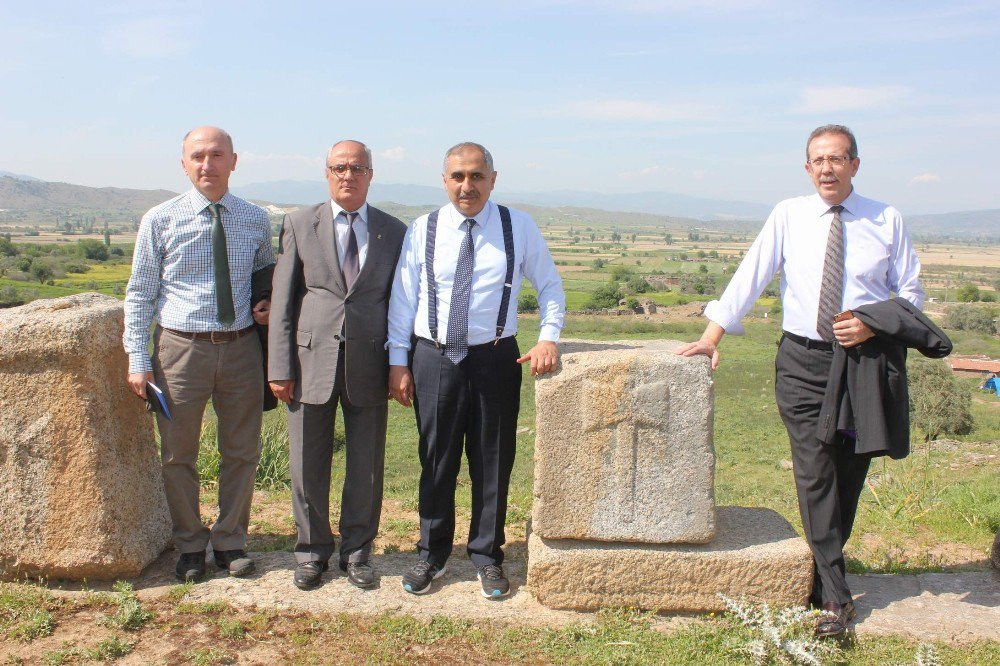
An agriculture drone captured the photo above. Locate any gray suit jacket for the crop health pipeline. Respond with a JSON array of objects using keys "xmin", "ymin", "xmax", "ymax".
[{"xmin": 268, "ymin": 202, "xmax": 406, "ymax": 406}]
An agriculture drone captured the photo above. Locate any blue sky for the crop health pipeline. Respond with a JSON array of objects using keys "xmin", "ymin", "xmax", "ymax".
[{"xmin": 2, "ymin": 1, "xmax": 998, "ymax": 213}]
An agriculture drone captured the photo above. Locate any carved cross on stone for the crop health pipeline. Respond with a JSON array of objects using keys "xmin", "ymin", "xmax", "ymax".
[{"xmin": 583, "ymin": 373, "xmax": 670, "ymax": 523}]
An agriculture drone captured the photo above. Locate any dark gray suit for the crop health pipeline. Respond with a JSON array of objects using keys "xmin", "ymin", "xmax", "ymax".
[{"xmin": 269, "ymin": 202, "xmax": 406, "ymax": 564}]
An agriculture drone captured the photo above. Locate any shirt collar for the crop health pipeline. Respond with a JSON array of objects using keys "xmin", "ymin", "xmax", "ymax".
[
  {"xmin": 811, "ymin": 187, "xmax": 858, "ymax": 219},
  {"xmin": 446, "ymin": 199, "xmax": 494, "ymax": 228},
  {"xmin": 188, "ymin": 188, "xmax": 236, "ymax": 214},
  {"xmin": 331, "ymin": 200, "xmax": 368, "ymax": 224}
]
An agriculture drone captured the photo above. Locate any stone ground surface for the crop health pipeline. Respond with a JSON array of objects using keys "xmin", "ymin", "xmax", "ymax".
[{"xmin": 48, "ymin": 548, "xmax": 1000, "ymax": 644}]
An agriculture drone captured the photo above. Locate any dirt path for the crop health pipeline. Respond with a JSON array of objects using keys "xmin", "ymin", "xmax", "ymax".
[{"xmin": 49, "ymin": 548, "xmax": 1000, "ymax": 645}]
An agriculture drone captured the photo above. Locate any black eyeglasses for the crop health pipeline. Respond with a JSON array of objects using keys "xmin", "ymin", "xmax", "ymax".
[{"xmin": 328, "ymin": 164, "xmax": 371, "ymax": 177}]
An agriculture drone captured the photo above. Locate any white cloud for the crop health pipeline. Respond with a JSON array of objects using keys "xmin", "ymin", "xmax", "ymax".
[
  {"xmin": 379, "ymin": 146, "xmax": 407, "ymax": 161},
  {"xmin": 524, "ymin": 162, "xmax": 543, "ymax": 170},
  {"xmin": 795, "ymin": 85, "xmax": 912, "ymax": 113},
  {"xmin": 556, "ymin": 99, "xmax": 711, "ymax": 122},
  {"xmin": 102, "ymin": 18, "xmax": 185, "ymax": 58},
  {"xmin": 911, "ymin": 173, "xmax": 941, "ymax": 184},
  {"xmin": 617, "ymin": 164, "xmax": 677, "ymax": 179}
]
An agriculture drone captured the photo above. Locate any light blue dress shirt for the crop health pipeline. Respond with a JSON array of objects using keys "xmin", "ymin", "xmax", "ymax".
[
  {"xmin": 388, "ymin": 200, "xmax": 565, "ymax": 366},
  {"xmin": 123, "ymin": 189, "xmax": 275, "ymax": 373},
  {"xmin": 704, "ymin": 189, "xmax": 924, "ymax": 340}
]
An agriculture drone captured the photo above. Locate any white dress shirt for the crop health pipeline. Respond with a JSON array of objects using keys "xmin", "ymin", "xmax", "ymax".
[
  {"xmin": 704, "ymin": 189, "xmax": 924, "ymax": 340},
  {"xmin": 332, "ymin": 201, "xmax": 369, "ymax": 269},
  {"xmin": 388, "ymin": 200, "xmax": 566, "ymax": 365}
]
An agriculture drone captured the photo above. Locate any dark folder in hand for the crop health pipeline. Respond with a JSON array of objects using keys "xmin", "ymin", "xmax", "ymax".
[{"xmin": 145, "ymin": 381, "xmax": 172, "ymax": 420}]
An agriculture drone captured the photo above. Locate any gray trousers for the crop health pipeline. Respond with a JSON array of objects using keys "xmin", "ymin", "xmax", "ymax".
[
  {"xmin": 774, "ymin": 335, "xmax": 871, "ymax": 606},
  {"xmin": 287, "ymin": 354, "xmax": 387, "ymax": 564},
  {"xmin": 153, "ymin": 327, "xmax": 263, "ymax": 554}
]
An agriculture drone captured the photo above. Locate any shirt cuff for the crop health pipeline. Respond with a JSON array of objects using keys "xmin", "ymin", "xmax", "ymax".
[
  {"xmin": 538, "ymin": 324, "xmax": 561, "ymax": 343},
  {"xmin": 389, "ymin": 348, "xmax": 410, "ymax": 366},
  {"xmin": 128, "ymin": 352, "xmax": 153, "ymax": 374},
  {"xmin": 703, "ymin": 300, "xmax": 745, "ymax": 336}
]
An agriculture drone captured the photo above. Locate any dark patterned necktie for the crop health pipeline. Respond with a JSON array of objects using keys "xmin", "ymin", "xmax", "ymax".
[
  {"xmin": 816, "ymin": 204, "xmax": 845, "ymax": 342},
  {"xmin": 445, "ymin": 218, "xmax": 476, "ymax": 364},
  {"xmin": 342, "ymin": 211, "xmax": 360, "ymax": 289},
  {"xmin": 210, "ymin": 203, "xmax": 235, "ymax": 326}
]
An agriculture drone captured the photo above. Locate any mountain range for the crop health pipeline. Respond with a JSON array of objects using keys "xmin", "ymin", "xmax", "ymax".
[
  {"xmin": 232, "ymin": 180, "xmax": 774, "ymax": 221},
  {"xmin": 2, "ymin": 171, "xmax": 999, "ymax": 240}
]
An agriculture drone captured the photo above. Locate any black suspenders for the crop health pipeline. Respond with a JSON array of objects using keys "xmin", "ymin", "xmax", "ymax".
[{"xmin": 426, "ymin": 205, "xmax": 515, "ymax": 346}]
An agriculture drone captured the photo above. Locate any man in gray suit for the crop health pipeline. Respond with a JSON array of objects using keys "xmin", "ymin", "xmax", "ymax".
[{"xmin": 268, "ymin": 140, "xmax": 406, "ymax": 589}]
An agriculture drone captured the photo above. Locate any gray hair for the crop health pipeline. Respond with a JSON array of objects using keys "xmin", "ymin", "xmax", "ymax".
[
  {"xmin": 327, "ymin": 140, "xmax": 374, "ymax": 168},
  {"xmin": 806, "ymin": 124, "xmax": 858, "ymax": 159},
  {"xmin": 182, "ymin": 126, "xmax": 234, "ymax": 154},
  {"xmin": 443, "ymin": 142, "xmax": 494, "ymax": 173}
]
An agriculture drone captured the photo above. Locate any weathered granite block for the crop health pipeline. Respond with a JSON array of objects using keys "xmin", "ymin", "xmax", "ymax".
[
  {"xmin": 0, "ymin": 293, "xmax": 171, "ymax": 580},
  {"xmin": 533, "ymin": 340, "xmax": 715, "ymax": 544},
  {"xmin": 527, "ymin": 506, "xmax": 813, "ymax": 612}
]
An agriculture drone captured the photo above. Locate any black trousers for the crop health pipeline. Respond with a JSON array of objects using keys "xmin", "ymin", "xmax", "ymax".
[
  {"xmin": 774, "ymin": 335, "xmax": 872, "ymax": 606},
  {"xmin": 411, "ymin": 336, "xmax": 522, "ymax": 568}
]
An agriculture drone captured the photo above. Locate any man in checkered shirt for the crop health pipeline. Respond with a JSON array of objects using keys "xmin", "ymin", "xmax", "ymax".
[{"xmin": 124, "ymin": 126, "xmax": 275, "ymax": 583}]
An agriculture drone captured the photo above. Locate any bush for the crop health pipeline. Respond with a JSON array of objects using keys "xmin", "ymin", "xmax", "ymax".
[
  {"xmin": 77, "ymin": 238, "xmax": 109, "ymax": 261},
  {"xmin": 956, "ymin": 283, "xmax": 981, "ymax": 302},
  {"xmin": 517, "ymin": 292, "xmax": 538, "ymax": 313},
  {"xmin": 585, "ymin": 284, "xmax": 623, "ymax": 310},
  {"xmin": 909, "ymin": 358, "xmax": 974, "ymax": 441},
  {"xmin": 624, "ymin": 275, "xmax": 650, "ymax": 294},
  {"xmin": 943, "ymin": 304, "xmax": 997, "ymax": 335}
]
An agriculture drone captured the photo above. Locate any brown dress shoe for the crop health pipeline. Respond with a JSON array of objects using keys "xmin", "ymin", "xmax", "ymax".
[{"xmin": 815, "ymin": 601, "xmax": 856, "ymax": 638}]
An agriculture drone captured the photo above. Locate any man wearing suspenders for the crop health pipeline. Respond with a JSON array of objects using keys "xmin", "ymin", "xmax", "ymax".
[{"xmin": 387, "ymin": 142, "xmax": 566, "ymax": 598}]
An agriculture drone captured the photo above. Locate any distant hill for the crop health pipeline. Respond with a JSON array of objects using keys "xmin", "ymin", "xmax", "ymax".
[
  {"xmin": 3, "ymin": 175, "xmax": 998, "ymax": 240},
  {"xmin": 905, "ymin": 209, "xmax": 1000, "ymax": 240},
  {"xmin": 235, "ymin": 180, "xmax": 772, "ymax": 221},
  {"xmin": 0, "ymin": 176, "xmax": 175, "ymax": 210},
  {"xmin": 0, "ymin": 170, "xmax": 40, "ymax": 181}
]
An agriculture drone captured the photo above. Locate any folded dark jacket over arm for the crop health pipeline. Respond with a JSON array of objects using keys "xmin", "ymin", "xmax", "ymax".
[{"xmin": 817, "ymin": 298, "xmax": 952, "ymax": 459}]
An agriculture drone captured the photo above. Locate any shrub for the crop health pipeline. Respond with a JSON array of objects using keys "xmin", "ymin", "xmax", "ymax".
[
  {"xmin": 585, "ymin": 284, "xmax": 623, "ymax": 310},
  {"xmin": 908, "ymin": 358, "xmax": 973, "ymax": 441},
  {"xmin": 956, "ymin": 283, "xmax": 981, "ymax": 302},
  {"xmin": 517, "ymin": 292, "xmax": 538, "ymax": 313},
  {"xmin": 943, "ymin": 304, "xmax": 997, "ymax": 335}
]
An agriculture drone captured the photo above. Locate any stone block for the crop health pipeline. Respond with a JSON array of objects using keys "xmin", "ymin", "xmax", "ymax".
[
  {"xmin": 0, "ymin": 294, "xmax": 171, "ymax": 580},
  {"xmin": 533, "ymin": 340, "xmax": 715, "ymax": 544},
  {"xmin": 527, "ymin": 506, "xmax": 813, "ymax": 612}
]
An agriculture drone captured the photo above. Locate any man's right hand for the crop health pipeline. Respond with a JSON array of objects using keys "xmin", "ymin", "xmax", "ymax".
[
  {"xmin": 127, "ymin": 372, "xmax": 154, "ymax": 399},
  {"xmin": 673, "ymin": 322, "xmax": 725, "ymax": 371},
  {"xmin": 269, "ymin": 379, "xmax": 295, "ymax": 404},
  {"xmin": 388, "ymin": 366, "xmax": 414, "ymax": 408}
]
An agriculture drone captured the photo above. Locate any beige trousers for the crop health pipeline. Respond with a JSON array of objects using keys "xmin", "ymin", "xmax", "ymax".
[{"xmin": 153, "ymin": 327, "xmax": 263, "ymax": 553}]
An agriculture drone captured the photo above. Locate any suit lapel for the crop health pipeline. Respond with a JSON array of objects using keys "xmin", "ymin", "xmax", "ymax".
[{"xmin": 313, "ymin": 203, "xmax": 347, "ymax": 293}]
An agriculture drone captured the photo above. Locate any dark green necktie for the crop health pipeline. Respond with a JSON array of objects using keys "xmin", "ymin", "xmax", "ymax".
[{"xmin": 210, "ymin": 203, "xmax": 236, "ymax": 326}]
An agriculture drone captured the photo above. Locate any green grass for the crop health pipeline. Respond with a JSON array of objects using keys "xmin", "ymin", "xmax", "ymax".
[{"xmin": 0, "ymin": 583, "xmax": 57, "ymax": 643}]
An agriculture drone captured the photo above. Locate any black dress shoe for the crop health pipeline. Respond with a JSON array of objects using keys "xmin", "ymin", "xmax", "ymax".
[
  {"xmin": 294, "ymin": 560, "xmax": 328, "ymax": 590},
  {"xmin": 340, "ymin": 561, "xmax": 375, "ymax": 589},
  {"xmin": 175, "ymin": 551, "xmax": 206, "ymax": 583},
  {"xmin": 214, "ymin": 549, "xmax": 255, "ymax": 577},
  {"xmin": 816, "ymin": 601, "xmax": 857, "ymax": 638}
]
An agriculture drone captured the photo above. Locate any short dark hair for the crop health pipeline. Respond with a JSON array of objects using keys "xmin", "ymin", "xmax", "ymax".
[
  {"xmin": 443, "ymin": 142, "xmax": 494, "ymax": 173},
  {"xmin": 806, "ymin": 124, "xmax": 858, "ymax": 159}
]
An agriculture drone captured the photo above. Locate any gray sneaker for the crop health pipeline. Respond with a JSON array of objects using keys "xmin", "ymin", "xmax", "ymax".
[
  {"xmin": 402, "ymin": 560, "xmax": 446, "ymax": 595},
  {"xmin": 477, "ymin": 564, "xmax": 510, "ymax": 599}
]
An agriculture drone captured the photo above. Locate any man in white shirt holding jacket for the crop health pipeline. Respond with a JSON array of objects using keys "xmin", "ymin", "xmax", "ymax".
[
  {"xmin": 677, "ymin": 125, "xmax": 924, "ymax": 638},
  {"xmin": 387, "ymin": 142, "xmax": 565, "ymax": 599}
]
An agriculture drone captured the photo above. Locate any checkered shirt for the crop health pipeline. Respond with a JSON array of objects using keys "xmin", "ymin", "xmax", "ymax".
[{"xmin": 123, "ymin": 189, "xmax": 275, "ymax": 373}]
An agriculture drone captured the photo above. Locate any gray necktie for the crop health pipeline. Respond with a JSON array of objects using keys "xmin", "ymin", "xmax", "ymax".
[
  {"xmin": 816, "ymin": 204, "xmax": 845, "ymax": 342},
  {"xmin": 445, "ymin": 218, "xmax": 476, "ymax": 364},
  {"xmin": 341, "ymin": 211, "xmax": 359, "ymax": 289},
  {"xmin": 210, "ymin": 203, "xmax": 235, "ymax": 326}
]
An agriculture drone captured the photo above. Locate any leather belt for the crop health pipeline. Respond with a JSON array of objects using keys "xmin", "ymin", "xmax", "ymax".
[
  {"xmin": 782, "ymin": 330, "xmax": 833, "ymax": 351},
  {"xmin": 163, "ymin": 326, "xmax": 255, "ymax": 344},
  {"xmin": 416, "ymin": 335, "xmax": 514, "ymax": 351}
]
